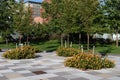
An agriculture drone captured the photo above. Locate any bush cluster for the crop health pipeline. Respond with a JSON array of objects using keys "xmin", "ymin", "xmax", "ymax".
[
  {"xmin": 65, "ymin": 53, "xmax": 115, "ymax": 70},
  {"xmin": 3, "ymin": 46, "xmax": 35, "ymax": 59},
  {"xmin": 56, "ymin": 47, "xmax": 81, "ymax": 57}
]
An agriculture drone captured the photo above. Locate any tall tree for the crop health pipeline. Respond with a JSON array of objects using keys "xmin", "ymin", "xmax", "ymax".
[
  {"xmin": 103, "ymin": 0, "xmax": 120, "ymax": 47},
  {"xmin": 42, "ymin": 0, "xmax": 83, "ymax": 47},
  {"xmin": 42, "ymin": 0, "xmax": 100, "ymax": 49},
  {"xmin": 0, "ymin": 0, "xmax": 16, "ymax": 44},
  {"xmin": 42, "ymin": 0, "xmax": 68, "ymax": 46},
  {"xmin": 79, "ymin": 0, "xmax": 100, "ymax": 50},
  {"xmin": 62, "ymin": 0, "xmax": 82, "ymax": 47},
  {"xmin": 12, "ymin": 0, "xmax": 33, "ymax": 43}
]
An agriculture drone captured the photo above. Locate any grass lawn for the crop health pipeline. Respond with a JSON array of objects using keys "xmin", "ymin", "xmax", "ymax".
[
  {"xmin": 95, "ymin": 45, "xmax": 120, "ymax": 54},
  {"xmin": 0, "ymin": 40, "xmax": 60, "ymax": 52},
  {"xmin": 0, "ymin": 40, "xmax": 120, "ymax": 54},
  {"xmin": 31, "ymin": 40, "xmax": 60, "ymax": 52}
]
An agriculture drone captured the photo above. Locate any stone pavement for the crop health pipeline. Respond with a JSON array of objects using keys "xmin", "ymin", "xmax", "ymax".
[{"xmin": 0, "ymin": 52, "xmax": 120, "ymax": 80}]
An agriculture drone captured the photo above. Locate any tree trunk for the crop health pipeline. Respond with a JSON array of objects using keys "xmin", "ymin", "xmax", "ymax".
[
  {"xmin": 67, "ymin": 34, "xmax": 70, "ymax": 47},
  {"xmin": 87, "ymin": 33, "xmax": 90, "ymax": 50},
  {"xmin": 6, "ymin": 38, "xmax": 8, "ymax": 46},
  {"xmin": 61, "ymin": 34, "xmax": 63, "ymax": 47},
  {"xmin": 79, "ymin": 33, "xmax": 81, "ymax": 49},
  {"xmin": 19, "ymin": 36, "xmax": 21, "ymax": 44},
  {"xmin": 116, "ymin": 32, "xmax": 119, "ymax": 48},
  {"xmin": 27, "ymin": 36, "xmax": 29, "ymax": 44}
]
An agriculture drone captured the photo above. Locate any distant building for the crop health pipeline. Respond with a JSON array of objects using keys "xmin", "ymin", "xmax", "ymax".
[
  {"xmin": 24, "ymin": 0, "xmax": 50, "ymax": 24},
  {"xmin": 24, "ymin": 0, "xmax": 44, "ymax": 23},
  {"xmin": 25, "ymin": 1, "xmax": 41, "ymax": 17}
]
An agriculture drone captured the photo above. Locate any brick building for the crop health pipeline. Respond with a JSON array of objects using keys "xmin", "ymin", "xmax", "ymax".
[{"xmin": 24, "ymin": 0, "xmax": 44, "ymax": 24}]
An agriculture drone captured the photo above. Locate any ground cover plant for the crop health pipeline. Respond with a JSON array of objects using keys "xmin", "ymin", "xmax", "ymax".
[
  {"xmin": 65, "ymin": 53, "xmax": 115, "ymax": 70},
  {"xmin": 2, "ymin": 46, "xmax": 35, "ymax": 59},
  {"xmin": 56, "ymin": 47, "xmax": 81, "ymax": 57}
]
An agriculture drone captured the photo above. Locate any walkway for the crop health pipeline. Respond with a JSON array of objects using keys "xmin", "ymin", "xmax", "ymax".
[{"xmin": 0, "ymin": 52, "xmax": 120, "ymax": 80}]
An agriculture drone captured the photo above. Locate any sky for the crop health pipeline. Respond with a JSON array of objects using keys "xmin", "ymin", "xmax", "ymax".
[
  {"xmin": 15, "ymin": 0, "xmax": 43, "ymax": 2},
  {"xmin": 24, "ymin": 0, "xmax": 43, "ymax": 2}
]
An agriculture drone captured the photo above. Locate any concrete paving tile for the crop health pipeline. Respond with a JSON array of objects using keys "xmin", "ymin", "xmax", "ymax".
[
  {"xmin": 9, "ymin": 65, "xmax": 32, "ymax": 69},
  {"xmin": 41, "ymin": 79, "xmax": 49, "ymax": 80},
  {"xmin": 41, "ymin": 62, "xmax": 60, "ymax": 66},
  {"xmin": 0, "ymin": 63, "xmax": 14, "ymax": 67},
  {"xmin": 29, "ymin": 68, "xmax": 47, "ymax": 72},
  {"xmin": 31, "ymin": 68, "xmax": 53, "ymax": 71},
  {"xmin": 22, "ymin": 73, "xmax": 35, "ymax": 77},
  {"xmin": 7, "ymin": 60, "xmax": 20, "ymax": 63},
  {"xmin": 49, "ymin": 76, "xmax": 68, "ymax": 80},
  {"xmin": 10, "ymin": 77, "xmax": 29, "ymax": 80},
  {"xmin": 50, "ymin": 59, "xmax": 64, "ymax": 63},
  {"xmin": 45, "ymin": 67, "xmax": 73, "ymax": 73},
  {"xmin": 117, "ymin": 75, "xmax": 120, "ymax": 77},
  {"xmin": 74, "ymin": 73, "xmax": 102, "ymax": 80},
  {"xmin": 27, "ymin": 74, "xmax": 58, "ymax": 80},
  {"xmin": 66, "ymin": 68, "xmax": 85, "ymax": 73},
  {"xmin": 0, "ymin": 73, "xmax": 4, "ymax": 77},
  {"xmin": 21, "ymin": 60, "xmax": 33, "ymax": 62},
  {"xmin": 12, "ymin": 68, "xmax": 25, "ymax": 71},
  {"xmin": 49, "ymin": 64, "xmax": 65, "ymax": 69},
  {"xmin": 0, "ymin": 67, "xmax": 8, "ymax": 70},
  {"xmin": 0, "ymin": 52, "xmax": 120, "ymax": 80},
  {"xmin": 62, "ymin": 74, "xmax": 81, "ymax": 79},
  {"xmin": 108, "ymin": 77, "xmax": 120, "ymax": 80},
  {"xmin": 55, "ymin": 72, "xmax": 70, "ymax": 76},
  {"xmin": 31, "ymin": 64, "xmax": 42, "ymax": 67},
  {"xmin": 0, "ymin": 76, "xmax": 8, "ymax": 80},
  {"xmin": 71, "ymin": 77, "xmax": 89, "ymax": 80},
  {"xmin": 94, "ymin": 69, "xmax": 112, "ymax": 73},
  {"xmin": 0, "ymin": 70, "xmax": 14, "ymax": 73},
  {"xmin": 86, "ymin": 71, "xmax": 102, "ymax": 75},
  {"xmin": 17, "ymin": 70, "xmax": 31, "ymax": 74},
  {"xmin": 5, "ymin": 65, "xmax": 15, "ymax": 67},
  {"xmin": 4, "ymin": 73, "xmax": 23, "ymax": 79},
  {"xmin": 96, "ymin": 74, "xmax": 112, "ymax": 78},
  {"xmin": 0, "ymin": 59, "xmax": 5, "ymax": 61},
  {"xmin": 99, "ymin": 78, "xmax": 111, "ymax": 80},
  {"xmin": 27, "ymin": 66, "xmax": 47, "ymax": 70}
]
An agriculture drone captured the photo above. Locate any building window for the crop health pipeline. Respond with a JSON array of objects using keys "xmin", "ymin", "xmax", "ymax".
[{"xmin": 32, "ymin": 3, "xmax": 41, "ymax": 17}]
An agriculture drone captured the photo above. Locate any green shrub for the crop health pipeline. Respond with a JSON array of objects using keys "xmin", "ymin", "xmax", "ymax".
[
  {"xmin": 56, "ymin": 47, "xmax": 81, "ymax": 57},
  {"xmin": 65, "ymin": 53, "xmax": 115, "ymax": 70},
  {"xmin": 2, "ymin": 46, "xmax": 35, "ymax": 59}
]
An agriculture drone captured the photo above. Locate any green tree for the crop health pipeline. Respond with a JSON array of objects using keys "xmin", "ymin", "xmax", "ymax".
[
  {"xmin": 12, "ymin": 0, "xmax": 33, "ymax": 43},
  {"xmin": 33, "ymin": 23, "xmax": 50, "ymax": 39},
  {"xmin": 0, "ymin": 0, "xmax": 16, "ymax": 44},
  {"xmin": 62, "ymin": 0, "xmax": 83, "ymax": 47},
  {"xmin": 42, "ymin": 0, "xmax": 83, "ymax": 47},
  {"xmin": 79, "ymin": 0, "xmax": 100, "ymax": 50},
  {"xmin": 42, "ymin": 0, "xmax": 101, "ymax": 49},
  {"xmin": 42, "ymin": 0, "xmax": 67, "ymax": 46},
  {"xmin": 103, "ymin": 0, "xmax": 120, "ymax": 47}
]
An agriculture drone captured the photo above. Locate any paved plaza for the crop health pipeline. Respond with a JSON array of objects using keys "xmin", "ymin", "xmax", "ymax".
[{"xmin": 0, "ymin": 52, "xmax": 120, "ymax": 80}]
